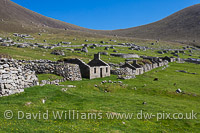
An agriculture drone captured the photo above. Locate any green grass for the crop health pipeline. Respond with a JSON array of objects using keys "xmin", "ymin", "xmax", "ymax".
[
  {"xmin": 0, "ymin": 46, "xmax": 63, "ymax": 61},
  {"xmin": 37, "ymin": 74, "xmax": 63, "ymax": 82},
  {"xmin": 0, "ymin": 63, "xmax": 200, "ymax": 132},
  {"xmin": 0, "ymin": 32, "xmax": 200, "ymax": 132},
  {"xmin": 1, "ymin": 33, "xmax": 200, "ymax": 64}
]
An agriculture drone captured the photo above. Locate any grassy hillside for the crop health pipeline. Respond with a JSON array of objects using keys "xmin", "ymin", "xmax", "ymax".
[
  {"xmin": 0, "ymin": 33, "xmax": 199, "ymax": 64},
  {"xmin": 0, "ymin": 0, "xmax": 89, "ymax": 33},
  {"xmin": 1, "ymin": 1, "xmax": 200, "ymax": 45},
  {"xmin": 0, "ymin": 13, "xmax": 200, "ymax": 132},
  {"xmin": 0, "ymin": 62, "xmax": 200, "ymax": 132}
]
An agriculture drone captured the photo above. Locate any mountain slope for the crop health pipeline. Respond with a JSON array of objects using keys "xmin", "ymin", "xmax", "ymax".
[
  {"xmin": 0, "ymin": 0, "xmax": 200, "ymax": 44},
  {"xmin": 0, "ymin": 0, "xmax": 89, "ymax": 33},
  {"xmin": 112, "ymin": 4, "xmax": 200, "ymax": 42}
]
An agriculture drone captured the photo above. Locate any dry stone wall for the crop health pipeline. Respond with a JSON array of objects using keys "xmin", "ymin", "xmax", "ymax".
[
  {"xmin": 22, "ymin": 60, "xmax": 82, "ymax": 81},
  {"xmin": 0, "ymin": 59, "xmax": 82, "ymax": 97},
  {"xmin": 0, "ymin": 58, "xmax": 38, "ymax": 96}
]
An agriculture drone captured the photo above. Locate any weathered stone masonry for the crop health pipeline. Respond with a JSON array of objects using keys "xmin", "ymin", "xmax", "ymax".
[
  {"xmin": 0, "ymin": 58, "xmax": 38, "ymax": 96},
  {"xmin": 22, "ymin": 60, "xmax": 82, "ymax": 81},
  {"xmin": 0, "ymin": 59, "xmax": 82, "ymax": 96}
]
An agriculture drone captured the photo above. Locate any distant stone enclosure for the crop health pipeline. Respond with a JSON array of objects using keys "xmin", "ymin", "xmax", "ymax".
[{"xmin": 110, "ymin": 53, "xmax": 139, "ymax": 58}]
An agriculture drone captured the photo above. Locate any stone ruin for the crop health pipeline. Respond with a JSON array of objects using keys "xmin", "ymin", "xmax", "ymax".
[
  {"xmin": 0, "ymin": 58, "xmax": 38, "ymax": 96},
  {"xmin": 111, "ymin": 67, "xmax": 136, "ymax": 80},
  {"xmin": 23, "ymin": 60, "xmax": 82, "ymax": 81},
  {"xmin": 64, "ymin": 54, "xmax": 110, "ymax": 79},
  {"xmin": 0, "ymin": 59, "xmax": 82, "ymax": 96},
  {"xmin": 111, "ymin": 56, "xmax": 171, "ymax": 78}
]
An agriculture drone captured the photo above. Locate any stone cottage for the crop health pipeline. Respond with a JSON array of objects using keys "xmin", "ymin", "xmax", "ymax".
[
  {"xmin": 88, "ymin": 54, "xmax": 110, "ymax": 79},
  {"xmin": 64, "ymin": 54, "xmax": 110, "ymax": 79}
]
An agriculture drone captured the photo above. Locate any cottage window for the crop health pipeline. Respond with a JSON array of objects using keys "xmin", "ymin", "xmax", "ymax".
[
  {"xmin": 106, "ymin": 67, "xmax": 108, "ymax": 73},
  {"xmin": 94, "ymin": 68, "xmax": 96, "ymax": 73}
]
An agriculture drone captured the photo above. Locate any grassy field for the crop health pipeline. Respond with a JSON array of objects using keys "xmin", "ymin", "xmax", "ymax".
[
  {"xmin": 0, "ymin": 62, "xmax": 200, "ymax": 132},
  {"xmin": 0, "ymin": 33, "xmax": 200, "ymax": 132},
  {"xmin": 0, "ymin": 33, "xmax": 200, "ymax": 64}
]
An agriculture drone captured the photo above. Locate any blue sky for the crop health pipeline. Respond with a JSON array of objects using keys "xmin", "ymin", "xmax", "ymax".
[{"xmin": 11, "ymin": 0, "xmax": 199, "ymax": 30}]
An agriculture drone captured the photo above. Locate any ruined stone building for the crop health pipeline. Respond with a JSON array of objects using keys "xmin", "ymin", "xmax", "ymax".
[
  {"xmin": 0, "ymin": 59, "xmax": 82, "ymax": 96},
  {"xmin": 142, "ymin": 63, "xmax": 152, "ymax": 72},
  {"xmin": 88, "ymin": 54, "xmax": 110, "ymax": 79},
  {"xmin": 162, "ymin": 56, "xmax": 176, "ymax": 62},
  {"xmin": 64, "ymin": 53, "xmax": 110, "ymax": 79},
  {"xmin": 121, "ymin": 60, "xmax": 144, "ymax": 75},
  {"xmin": 143, "ymin": 56, "xmax": 168, "ymax": 68},
  {"xmin": 119, "ymin": 57, "xmax": 169, "ymax": 77}
]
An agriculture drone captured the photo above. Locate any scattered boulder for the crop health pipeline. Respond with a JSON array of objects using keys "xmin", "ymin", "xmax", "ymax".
[
  {"xmin": 62, "ymin": 42, "xmax": 72, "ymax": 45},
  {"xmin": 90, "ymin": 46, "xmax": 96, "ymax": 49},
  {"xmin": 118, "ymin": 81, "xmax": 123, "ymax": 84},
  {"xmin": 100, "ymin": 41, "xmax": 105, "ymax": 44},
  {"xmin": 105, "ymin": 47, "xmax": 109, "ymax": 50},
  {"xmin": 110, "ymin": 46, "xmax": 115, "ymax": 49},
  {"xmin": 61, "ymin": 88, "xmax": 68, "ymax": 92},
  {"xmin": 154, "ymin": 78, "xmax": 159, "ymax": 81},
  {"xmin": 66, "ymin": 85, "xmax": 76, "ymax": 88},
  {"xmin": 143, "ymin": 102, "xmax": 147, "ymax": 105},
  {"xmin": 82, "ymin": 47, "xmax": 88, "ymax": 53},
  {"xmin": 110, "ymin": 40, "xmax": 117, "ymax": 42},
  {"xmin": 51, "ymin": 50, "xmax": 65, "ymax": 56},
  {"xmin": 25, "ymin": 102, "xmax": 32, "ymax": 106},
  {"xmin": 176, "ymin": 89, "xmax": 182, "ymax": 93},
  {"xmin": 41, "ymin": 99, "xmax": 46, "ymax": 104},
  {"xmin": 118, "ymin": 75, "xmax": 135, "ymax": 80},
  {"xmin": 101, "ymin": 80, "xmax": 107, "ymax": 84},
  {"xmin": 158, "ymin": 51, "xmax": 164, "ymax": 54},
  {"xmin": 98, "ymin": 52, "xmax": 108, "ymax": 55}
]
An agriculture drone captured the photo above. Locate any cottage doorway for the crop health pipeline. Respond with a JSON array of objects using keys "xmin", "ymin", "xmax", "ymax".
[{"xmin": 100, "ymin": 68, "xmax": 103, "ymax": 78}]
